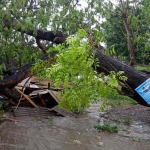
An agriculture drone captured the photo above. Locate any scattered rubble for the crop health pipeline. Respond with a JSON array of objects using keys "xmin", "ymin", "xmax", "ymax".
[{"xmin": 0, "ymin": 76, "xmax": 76, "ymax": 121}]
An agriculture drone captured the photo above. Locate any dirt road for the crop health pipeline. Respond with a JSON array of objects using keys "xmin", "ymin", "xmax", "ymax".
[{"xmin": 0, "ymin": 103, "xmax": 150, "ymax": 150}]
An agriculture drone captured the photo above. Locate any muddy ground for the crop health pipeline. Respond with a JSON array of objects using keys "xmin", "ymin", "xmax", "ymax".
[{"xmin": 0, "ymin": 103, "xmax": 150, "ymax": 150}]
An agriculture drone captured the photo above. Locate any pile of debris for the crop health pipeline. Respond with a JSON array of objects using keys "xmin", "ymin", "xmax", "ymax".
[{"xmin": 0, "ymin": 76, "xmax": 76, "ymax": 121}]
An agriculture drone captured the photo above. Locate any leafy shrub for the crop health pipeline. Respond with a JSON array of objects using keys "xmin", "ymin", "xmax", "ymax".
[{"xmin": 94, "ymin": 123, "xmax": 118, "ymax": 133}]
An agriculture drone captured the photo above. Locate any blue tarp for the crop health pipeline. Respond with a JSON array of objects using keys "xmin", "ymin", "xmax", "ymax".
[{"xmin": 135, "ymin": 78, "xmax": 150, "ymax": 104}]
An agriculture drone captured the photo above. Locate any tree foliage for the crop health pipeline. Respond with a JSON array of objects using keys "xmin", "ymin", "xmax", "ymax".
[
  {"xmin": 32, "ymin": 29, "xmax": 127, "ymax": 111},
  {"xmin": 100, "ymin": 0, "xmax": 150, "ymax": 64},
  {"xmin": 0, "ymin": 0, "xmax": 149, "ymax": 111}
]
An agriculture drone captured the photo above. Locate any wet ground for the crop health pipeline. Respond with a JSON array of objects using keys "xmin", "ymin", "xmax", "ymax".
[{"xmin": 0, "ymin": 103, "xmax": 150, "ymax": 150}]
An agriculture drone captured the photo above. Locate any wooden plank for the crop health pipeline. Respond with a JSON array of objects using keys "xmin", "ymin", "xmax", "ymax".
[
  {"xmin": 14, "ymin": 87, "xmax": 39, "ymax": 108},
  {"xmin": 48, "ymin": 90, "xmax": 61, "ymax": 103}
]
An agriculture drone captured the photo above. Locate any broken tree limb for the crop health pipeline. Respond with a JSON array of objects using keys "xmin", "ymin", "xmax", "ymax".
[{"xmin": 4, "ymin": 18, "xmax": 67, "ymax": 44}]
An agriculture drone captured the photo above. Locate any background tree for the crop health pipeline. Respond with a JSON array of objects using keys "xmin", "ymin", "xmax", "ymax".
[
  {"xmin": 101, "ymin": 7, "xmax": 128, "ymax": 60},
  {"xmin": 93, "ymin": 0, "xmax": 149, "ymax": 66},
  {"xmin": 101, "ymin": 1, "xmax": 150, "ymax": 65}
]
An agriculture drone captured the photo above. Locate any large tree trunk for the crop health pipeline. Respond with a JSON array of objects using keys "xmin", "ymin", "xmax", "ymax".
[{"xmin": 95, "ymin": 50, "xmax": 149, "ymax": 106}]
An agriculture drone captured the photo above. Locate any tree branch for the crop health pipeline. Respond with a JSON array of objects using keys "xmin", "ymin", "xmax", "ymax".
[{"xmin": 4, "ymin": 19, "xmax": 67, "ymax": 44}]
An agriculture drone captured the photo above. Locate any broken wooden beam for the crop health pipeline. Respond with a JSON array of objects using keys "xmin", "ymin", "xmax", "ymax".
[{"xmin": 14, "ymin": 87, "xmax": 39, "ymax": 108}]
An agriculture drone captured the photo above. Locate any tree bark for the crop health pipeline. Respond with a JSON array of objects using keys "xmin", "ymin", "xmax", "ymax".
[
  {"xmin": 119, "ymin": 0, "xmax": 136, "ymax": 66},
  {"xmin": 122, "ymin": 16, "xmax": 136, "ymax": 66},
  {"xmin": 95, "ymin": 50, "xmax": 149, "ymax": 106}
]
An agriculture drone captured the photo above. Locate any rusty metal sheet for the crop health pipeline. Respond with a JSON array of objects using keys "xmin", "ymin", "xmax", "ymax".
[
  {"xmin": 12, "ymin": 107, "xmax": 53, "ymax": 118},
  {"xmin": 51, "ymin": 106, "xmax": 77, "ymax": 117},
  {"xmin": 12, "ymin": 103, "xmax": 76, "ymax": 120}
]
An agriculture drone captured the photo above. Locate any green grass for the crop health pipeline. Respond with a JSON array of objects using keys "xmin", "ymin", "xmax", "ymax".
[
  {"xmin": 107, "ymin": 95, "xmax": 137, "ymax": 107},
  {"xmin": 113, "ymin": 117, "xmax": 121, "ymax": 124},
  {"xmin": 94, "ymin": 123, "xmax": 118, "ymax": 133},
  {"xmin": 99, "ymin": 95, "xmax": 137, "ymax": 112},
  {"xmin": 32, "ymin": 117, "xmax": 41, "ymax": 122},
  {"xmin": 135, "ymin": 65, "xmax": 149, "ymax": 71},
  {"xmin": 124, "ymin": 116, "xmax": 132, "ymax": 126},
  {"xmin": 47, "ymin": 116, "xmax": 53, "ymax": 123},
  {"xmin": 113, "ymin": 116, "xmax": 132, "ymax": 126}
]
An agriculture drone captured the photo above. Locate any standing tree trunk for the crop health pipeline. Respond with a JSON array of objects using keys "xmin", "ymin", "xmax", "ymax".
[
  {"xmin": 122, "ymin": 14, "xmax": 136, "ymax": 66},
  {"xmin": 119, "ymin": 0, "xmax": 137, "ymax": 66}
]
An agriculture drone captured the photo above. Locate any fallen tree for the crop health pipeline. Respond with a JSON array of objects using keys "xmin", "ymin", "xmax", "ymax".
[
  {"xmin": 95, "ymin": 50, "xmax": 149, "ymax": 106},
  {"xmin": 0, "ymin": 17, "xmax": 149, "ymax": 107},
  {"xmin": 0, "ymin": 31, "xmax": 149, "ymax": 107}
]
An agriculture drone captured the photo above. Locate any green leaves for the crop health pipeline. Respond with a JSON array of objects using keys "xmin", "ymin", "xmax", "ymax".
[
  {"xmin": 32, "ymin": 29, "xmax": 126, "ymax": 112},
  {"xmin": 128, "ymin": 15, "xmax": 139, "ymax": 28},
  {"xmin": 94, "ymin": 123, "xmax": 118, "ymax": 133},
  {"xmin": 0, "ymin": 0, "xmax": 133, "ymax": 112}
]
